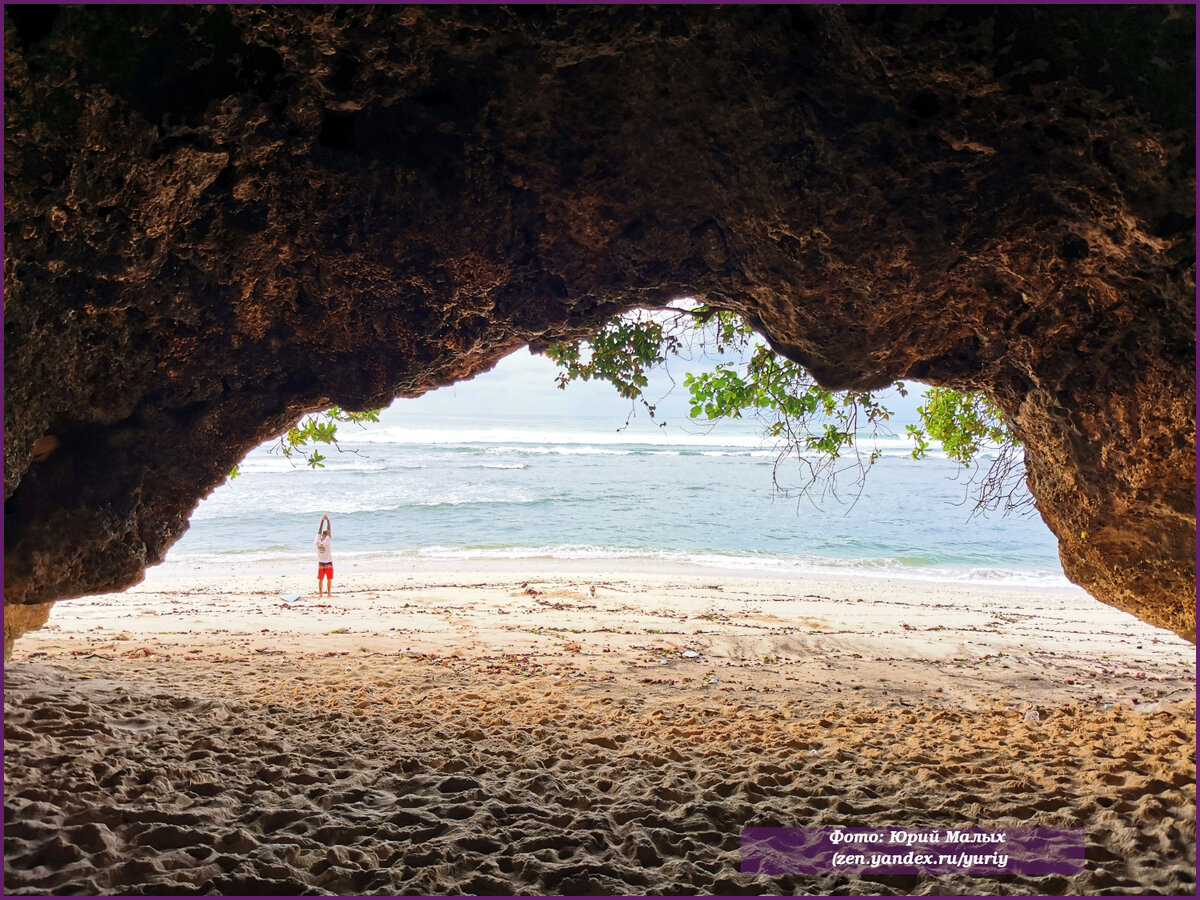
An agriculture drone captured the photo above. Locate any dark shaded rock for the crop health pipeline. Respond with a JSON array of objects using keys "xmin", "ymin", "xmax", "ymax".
[{"xmin": 3, "ymin": 5, "xmax": 1195, "ymax": 643}]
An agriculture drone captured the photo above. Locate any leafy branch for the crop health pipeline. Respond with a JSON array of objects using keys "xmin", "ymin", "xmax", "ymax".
[
  {"xmin": 228, "ymin": 407, "xmax": 381, "ymax": 479},
  {"xmin": 906, "ymin": 387, "xmax": 1029, "ymax": 514},
  {"xmin": 546, "ymin": 306, "xmax": 1027, "ymax": 512}
]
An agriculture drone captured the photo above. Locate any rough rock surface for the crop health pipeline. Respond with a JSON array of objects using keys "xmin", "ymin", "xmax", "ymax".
[{"xmin": 4, "ymin": 6, "xmax": 1195, "ymax": 644}]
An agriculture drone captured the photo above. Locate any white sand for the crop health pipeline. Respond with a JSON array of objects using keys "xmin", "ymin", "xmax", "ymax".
[{"xmin": 4, "ymin": 560, "xmax": 1195, "ymax": 894}]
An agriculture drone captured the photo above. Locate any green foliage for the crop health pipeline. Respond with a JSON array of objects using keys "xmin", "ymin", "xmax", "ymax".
[
  {"xmin": 906, "ymin": 388, "xmax": 1015, "ymax": 465},
  {"xmin": 543, "ymin": 318, "xmax": 682, "ymax": 418},
  {"xmin": 906, "ymin": 388, "xmax": 1027, "ymax": 513},
  {"xmin": 547, "ymin": 306, "xmax": 1025, "ymax": 511},
  {"xmin": 227, "ymin": 407, "xmax": 381, "ymax": 479}
]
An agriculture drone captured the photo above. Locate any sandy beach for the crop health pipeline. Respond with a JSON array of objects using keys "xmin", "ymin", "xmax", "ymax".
[{"xmin": 4, "ymin": 560, "xmax": 1195, "ymax": 895}]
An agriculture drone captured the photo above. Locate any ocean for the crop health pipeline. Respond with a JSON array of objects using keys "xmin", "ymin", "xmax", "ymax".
[{"xmin": 160, "ymin": 410, "xmax": 1075, "ymax": 589}]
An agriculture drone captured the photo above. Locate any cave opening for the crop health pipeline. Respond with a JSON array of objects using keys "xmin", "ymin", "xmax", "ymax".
[
  {"xmin": 14, "ymin": 329, "xmax": 1191, "ymax": 672},
  {"xmin": 8, "ymin": 341, "xmax": 1195, "ymax": 896},
  {"xmin": 5, "ymin": 4, "xmax": 1194, "ymax": 893}
]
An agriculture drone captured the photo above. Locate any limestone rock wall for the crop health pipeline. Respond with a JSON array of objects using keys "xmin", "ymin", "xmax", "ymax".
[{"xmin": 4, "ymin": 5, "xmax": 1194, "ymax": 643}]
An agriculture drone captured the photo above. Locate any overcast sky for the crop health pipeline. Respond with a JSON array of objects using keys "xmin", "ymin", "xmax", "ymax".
[{"xmin": 384, "ymin": 345, "xmax": 928, "ymax": 431}]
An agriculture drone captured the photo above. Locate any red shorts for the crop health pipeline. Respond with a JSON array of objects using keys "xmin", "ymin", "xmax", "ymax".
[{"xmin": 318, "ymin": 562, "xmax": 333, "ymax": 580}]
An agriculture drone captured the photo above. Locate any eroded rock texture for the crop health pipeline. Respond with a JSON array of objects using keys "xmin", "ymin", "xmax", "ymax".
[{"xmin": 4, "ymin": 5, "xmax": 1195, "ymax": 644}]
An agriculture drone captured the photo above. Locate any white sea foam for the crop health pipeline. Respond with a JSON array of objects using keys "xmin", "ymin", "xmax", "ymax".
[
  {"xmin": 699, "ymin": 449, "xmax": 776, "ymax": 458},
  {"xmin": 231, "ymin": 453, "xmax": 393, "ymax": 476},
  {"xmin": 192, "ymin": 484, "xmax": 542, "ymax": 519},
  {"xmin": 404, "ymin": 544, "xmax": 1072, "ymax": 588},
  {"xmin": 407, "ymin": 495, "xmax": 539, "ymax": 508},
  {"xmin": 489, "ymin": 444, "xmax": 637, "ymax": 456},
  {"xmin": 151, "ymin": 539, "xmax": 1076, "ymax": 591},
  {"xmin": 244, "ymin": 416, "xmax": 979, "ymax": 463},
  {"xmin": 171, "ymin": 413, "xmax": 1055, "ymax": 589}
]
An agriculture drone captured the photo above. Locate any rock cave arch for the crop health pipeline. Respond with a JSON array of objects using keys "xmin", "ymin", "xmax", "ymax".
[{"xmin": 4, "ymin": 4, "xmax": 1195, "ymax": 652}]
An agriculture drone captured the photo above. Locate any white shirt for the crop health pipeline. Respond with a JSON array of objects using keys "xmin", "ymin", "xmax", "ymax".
[{"xmin": 316, "ymin": 533, "xmax": 332, "ymax": 563}]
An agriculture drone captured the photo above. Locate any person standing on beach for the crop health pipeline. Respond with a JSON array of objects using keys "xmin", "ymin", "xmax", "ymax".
[{"xmin": 316, "ymin": 514, "xmax": 333, "ymax": 596}]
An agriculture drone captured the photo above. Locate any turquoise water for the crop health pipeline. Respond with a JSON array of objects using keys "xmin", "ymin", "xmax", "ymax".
[{"xmin": 163, "ymin": 412, "xmax": 1072, "ymax": 588}]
